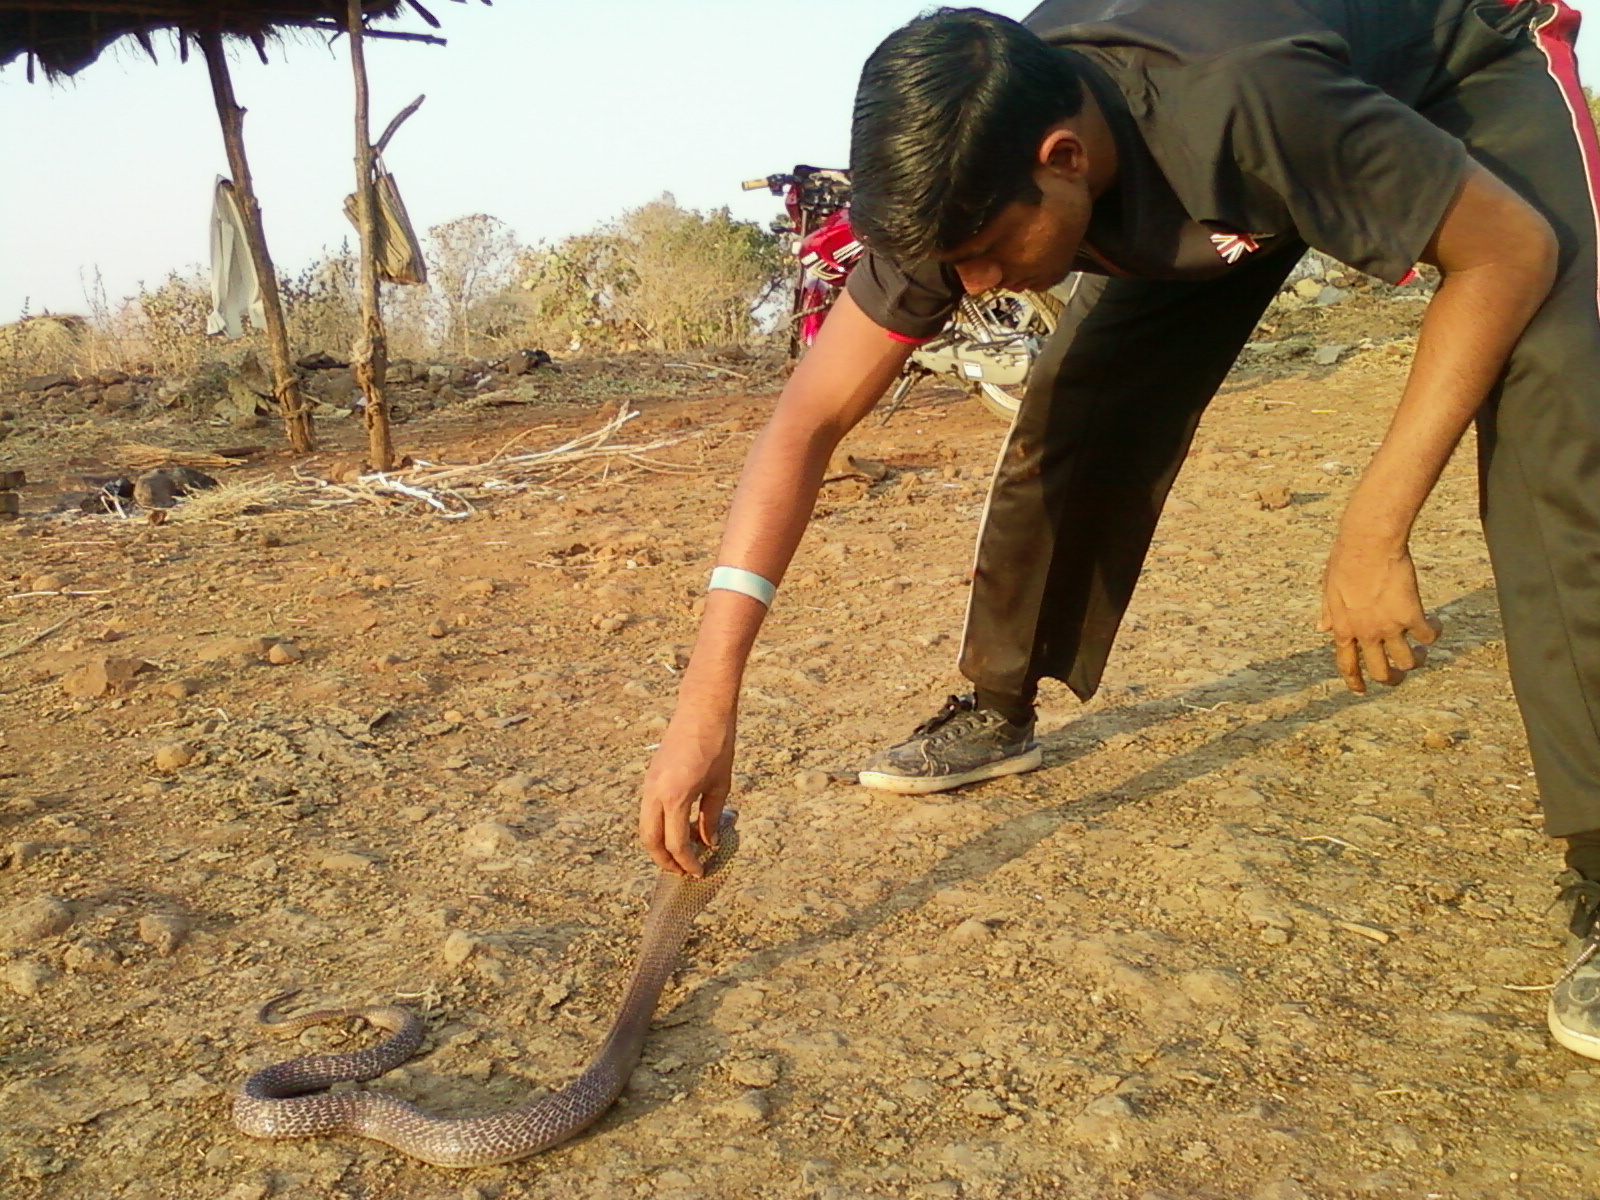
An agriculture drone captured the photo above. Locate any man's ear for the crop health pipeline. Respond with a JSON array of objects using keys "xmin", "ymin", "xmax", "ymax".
[{"xmin": 1037, "ymin": 126, "xmax": 1088, "ymax": 181}]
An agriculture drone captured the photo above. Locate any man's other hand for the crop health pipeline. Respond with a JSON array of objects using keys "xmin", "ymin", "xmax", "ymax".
[{"xmin": 1319, "ymin": 539, "xmax": 1441, "ymax": 693}]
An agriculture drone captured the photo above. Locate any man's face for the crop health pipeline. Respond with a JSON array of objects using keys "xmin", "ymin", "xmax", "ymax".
[{"xmin": 942, "ymin": 176, "xmax": 1090, "ymax": 295}]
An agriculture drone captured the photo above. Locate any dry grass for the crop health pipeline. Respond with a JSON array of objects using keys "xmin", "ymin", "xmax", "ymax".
[{"xmin": 163, "ymin": 404, "xmax": 704, "ymax": 524}]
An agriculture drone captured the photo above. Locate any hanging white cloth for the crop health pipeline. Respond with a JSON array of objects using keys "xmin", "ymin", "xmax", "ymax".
[{"xmin": 207, "ymin": 177, "xmax": 265, "ymax": 337}]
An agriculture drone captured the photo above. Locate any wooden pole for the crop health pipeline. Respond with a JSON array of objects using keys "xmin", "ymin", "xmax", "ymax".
[
  {"xmin": 347, "ymin": 0, "xmax": 395, "ymax": 470},
  {"xmin": 198, "ymin": 30, "xmax": 314, "ymax": 453}
]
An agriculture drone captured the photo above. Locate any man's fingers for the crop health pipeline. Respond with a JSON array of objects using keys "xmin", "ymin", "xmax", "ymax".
[
  {"xmin": 1382, "ymin": 631, "xmax": 1419, "ymax": 674},
  {"xmin": 1334, "ymin": 638, "xmax": 1366, "ymax": 694},
  {"xmin": 1416, "ymin": 615, "xmax": 1443, "ymax": 645},
  {"xmin": 662, "ymin": 810, "xmax": 705, "ymax": 878},
  {"xmin": 696, "ymin": 793, "xmax": 726, "ymax": 858},
  {"xmin": 1359, "ymin": 639, "xmax": 1401, "ymax": 687},
  {"xmin": 639, "ymin": 807, "xmax": 684, "ymax": 876}
]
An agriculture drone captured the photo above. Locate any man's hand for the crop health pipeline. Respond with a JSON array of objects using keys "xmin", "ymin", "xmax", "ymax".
[
  {"xmin": 640, "ymin": 709, "xmax": 736, "ymax": 877},
  {"xmin": 1319, "ymin": 538, "xmax": 1440, "ymax": 693},
  {"xmin": 1315, "ymin": 161, "xmax": 1552, "ymax": 695}
]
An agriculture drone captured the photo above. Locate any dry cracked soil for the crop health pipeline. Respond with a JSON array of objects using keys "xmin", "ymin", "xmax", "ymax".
[{"xmin": 2, "ymin": 317, "xmax": 1596, "ymax": 1200}]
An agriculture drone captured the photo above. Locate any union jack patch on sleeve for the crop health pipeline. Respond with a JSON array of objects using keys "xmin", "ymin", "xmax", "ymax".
[{"xmin": 1210, "ymin": 230, "xmax": 1265, "ymax": 264}]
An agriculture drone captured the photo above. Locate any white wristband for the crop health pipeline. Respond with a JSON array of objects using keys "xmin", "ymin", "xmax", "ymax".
[{"xmin": 709, "ymin": 566, "xmax": 776, "ymax": 607}]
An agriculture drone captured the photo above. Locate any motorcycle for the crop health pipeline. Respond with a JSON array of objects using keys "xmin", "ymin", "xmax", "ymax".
[{"xmin": 742, "ymin": 164, "xmax": 1070, "ymax": 422}]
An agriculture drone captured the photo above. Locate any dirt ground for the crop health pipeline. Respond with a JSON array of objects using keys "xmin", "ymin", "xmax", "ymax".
[{"xmin": 2, "ymin": 305, "xmax": 1595, "ymax": 1200}]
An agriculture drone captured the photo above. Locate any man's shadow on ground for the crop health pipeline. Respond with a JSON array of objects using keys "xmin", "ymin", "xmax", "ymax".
[
  {"xmin": 716, "ymin": 583, "xmax": 1505, "ymax": 980},
  {"xmin": 596, "ymin": 586, "xmax": 1507, "ymax": 1139}
]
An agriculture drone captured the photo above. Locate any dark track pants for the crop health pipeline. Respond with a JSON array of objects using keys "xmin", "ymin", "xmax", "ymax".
[{"xmin": 958, "ymin": 3, "xmax": 1600, "ymax": 835}]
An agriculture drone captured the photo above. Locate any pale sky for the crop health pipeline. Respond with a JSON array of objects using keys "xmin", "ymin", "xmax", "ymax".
[{"xmin": 1, "ymin": 0, "xmax": 1596, "ymax": 320}]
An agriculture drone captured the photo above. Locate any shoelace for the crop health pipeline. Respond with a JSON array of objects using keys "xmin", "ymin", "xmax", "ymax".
[
  {"xmin": 911, "ymin": 693, "xmax": 980, "ymax": 738},
  {"xmin": 1555, "ymin": 875, "xmax": 1600, "ymax": 986}
]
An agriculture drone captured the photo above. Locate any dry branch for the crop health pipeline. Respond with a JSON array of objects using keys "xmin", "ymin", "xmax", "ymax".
[
  {"xmin": 162, "ymin": 405, "xmax": 705, "ymax": 522},
  {"xmin": 116, "ymin": 444, "xmax": 240, "ymax": 471}
]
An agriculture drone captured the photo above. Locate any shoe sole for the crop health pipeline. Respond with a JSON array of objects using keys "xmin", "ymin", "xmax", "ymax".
[
  {"xmin": 1548, "ymin": 999, "xmax": 1600, "ymax": 1060},
  {"xmin": 857, "ymin": 745, "xmax": 1043, "ymax": 795}
]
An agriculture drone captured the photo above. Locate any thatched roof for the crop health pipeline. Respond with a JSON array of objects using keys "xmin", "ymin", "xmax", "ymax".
[{"xmin": 0, "ymin": 1, "xmax": 481, "ymax": 79}]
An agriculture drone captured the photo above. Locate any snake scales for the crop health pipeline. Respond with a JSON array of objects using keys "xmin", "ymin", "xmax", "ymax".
[{"xmin": 233, "ymin": 811, "xmax": 738, "ymax": 1168}]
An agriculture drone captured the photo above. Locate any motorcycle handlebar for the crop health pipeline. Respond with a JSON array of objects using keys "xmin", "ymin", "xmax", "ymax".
[{"xmin": 742, "ymin": 174, "xmax": 795, "ymax": 195}]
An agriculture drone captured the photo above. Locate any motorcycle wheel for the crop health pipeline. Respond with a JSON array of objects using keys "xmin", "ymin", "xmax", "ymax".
[{"xmin": 956, "ymin": 286, "xmax": 1068, "ymax": 422}]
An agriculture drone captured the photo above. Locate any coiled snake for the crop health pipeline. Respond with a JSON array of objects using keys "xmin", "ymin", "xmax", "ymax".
[{"xmin": 233, "ymin": 811, "xmax": 738, "ymax": 1167}]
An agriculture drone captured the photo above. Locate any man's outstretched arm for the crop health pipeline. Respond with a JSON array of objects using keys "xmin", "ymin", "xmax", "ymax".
[
  {"xmin": 639, "ymin": 292, "xmax": 914, "ymax": 875},
  {"xmin": 1321, "ymin": 161, "xmax": 1559, "ymax": 691}
]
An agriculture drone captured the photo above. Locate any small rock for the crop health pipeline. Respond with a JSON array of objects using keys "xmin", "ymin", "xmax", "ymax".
[
  {"xmin": 794, "ymin": 769, "xmax": 832, "ymax": 793},
  {"xmin": 30, "ymin": 572, "xmax": 67, "ymax": 592},
  {"xmin": 442, "ymin": 929, "xmax": 481, "ymax": 966},
  {"xmin": 198, "ymin": 636, "xmax": 274, "ymax": 665},
  {"xmin": 961, "ymin": 1089, "xmax": 1008, "ymax": 1119},
  {"xmin": 133, "ymin": 470, "xmax": 181, "ymax": 509},
  {"xmin": 266, "ymin": 641, "xmax": 303, "ymax": 665},
  {"xmin": 427, "ymin": 620, "xmax": 449, "ymax": 638},
  {"xmin": 3, "ymin": 959, "xmax": 54, "ymax": 997},
  {"xmin": 728, "ymin": 1055, "xmax": 782, "ymax": 1088},
  {"xmin": 63, "ymin": 937, "xmax": 122, "ymax": 972},
  {"xmin": 721, "ymin": 1090, "xmax": 772, "ymax": 1124},
  {"xmin": 370, "ymin": 653, "xmax": 405, "ymax": 672},
  {"xmin": 490, "ymin": 774, "xmax": 539, "ymax": 799},
  {"xmin": 1313, "ymin": 343, "xmax": 1349, "ymax": 365},
  {"xmin": 461, "ymin": 579, "xmax": 497, "ymax": 598},
  {"xmin": 1254, "ymin": 485, "xmax": 1292, "ymax": 511},
  {"xmin": 137, "ymin": 912, "xmax": 190, "ymax": 956},
  {"xmin": 1082, "ymin": 1092, "xmax": 1139, "ymax": 1119},
  {"xmin": 7, "ymin": 841, "xmax": 46, "ymax": 868},
  {"xmin": 463, "ymin": 821, "xmax": 522, "ymax": 858},
  {"xmin": 101, "ymin": 382, "xmax": 136, "ymax": 408},
  {"xmin": 61, "ymin": 655, "xmax": 151, "ymax": 699},
  {"xmin": 0, "ymin": 896, "xmax": 74, "ymax": 945},
  {"xmin": 318, "ymin": 851, "xmax": 377, "ymax": 872},
  {"xmin": 244, "ymin": 855, "xmax": 279, "ymax": 881},
  {"xmin": 371, "ymin": 574, "xmax": 395, "ymax": 589},
  {"xmin": 1334, "ymin": 920, "xmax": 1393, "ymax": 945},
  {"xmin": 153, "ymin": 741, "xmax": 196, "ymax": 771},
  {"xmin": 947, "ymin": 917, "xmax": 997, "ymax": 949},
  {"xmin": 162, "ymin": 678, "xmax": 200, "ymax": 699},
  {"xmin": 1422, "ymin": 730, "xmax": 1456, "ymax": 750}
]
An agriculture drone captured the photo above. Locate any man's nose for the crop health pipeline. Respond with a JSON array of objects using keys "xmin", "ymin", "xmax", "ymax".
[{"xmin": 955, "ymin": 260, "xmax": 1002, "ymax": 294}]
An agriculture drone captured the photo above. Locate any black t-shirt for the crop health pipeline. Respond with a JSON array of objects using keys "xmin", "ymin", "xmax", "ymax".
[{"xmin": 848, "ymin": 0, "xmax": 1537, "ymax": 341}]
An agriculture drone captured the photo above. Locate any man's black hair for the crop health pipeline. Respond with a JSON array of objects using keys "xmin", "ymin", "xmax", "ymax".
[{"xmin": 850, "ymin": 8, "xmax": 1084, "ymax": 263}]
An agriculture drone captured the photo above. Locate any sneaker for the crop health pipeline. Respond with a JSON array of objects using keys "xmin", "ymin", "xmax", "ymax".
[
  {"xmin": 1548, "ymin": 870, "xmax": 1600, "ymax": 1059},
  {"xmin": 857, "ymin": 693, "xmax": 1041, "ymax": 795}
]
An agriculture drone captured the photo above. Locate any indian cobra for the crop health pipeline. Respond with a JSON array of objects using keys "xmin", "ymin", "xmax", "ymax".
[{"xmin": 233, "ymin": 811, "xmax": 738, "ymax": 1167}]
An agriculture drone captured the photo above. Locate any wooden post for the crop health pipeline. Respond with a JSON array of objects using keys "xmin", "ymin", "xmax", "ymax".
[
  {"xmin": 347, "ymin": 0, "xmax": 396, "ymax": 471},
  {"xmin": 198, "ymin": 30, "xmax": 314, "ymax": 453}
]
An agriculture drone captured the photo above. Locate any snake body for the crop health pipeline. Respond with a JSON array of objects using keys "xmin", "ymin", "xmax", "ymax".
[{"xmin": 233, "ymin": 812, "xmax": 738, "ymax": 1167}]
